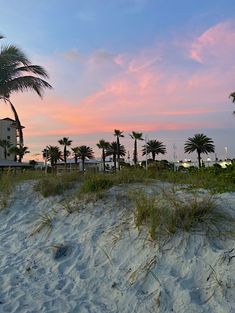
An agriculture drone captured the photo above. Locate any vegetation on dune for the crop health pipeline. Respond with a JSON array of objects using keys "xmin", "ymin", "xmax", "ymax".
[
  {"xmin": 34, "ymin": 172, "xmax": 81, "ymax": 197},
  {"xmin": 130, "ymin": 188, "xmax": 235, "ymax": 240}
]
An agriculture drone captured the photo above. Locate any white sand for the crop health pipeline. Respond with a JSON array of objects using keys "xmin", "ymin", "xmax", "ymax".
[{"xmin": 0, "ymin": 181, "xmax": 234, "ymax": 313}]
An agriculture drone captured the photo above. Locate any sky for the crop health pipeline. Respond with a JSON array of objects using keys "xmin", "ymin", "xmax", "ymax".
[{"xmin": 1, "ymin": 0, "xmax": 235, "ymax": 162}]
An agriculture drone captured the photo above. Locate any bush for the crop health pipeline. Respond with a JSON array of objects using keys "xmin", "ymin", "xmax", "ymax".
[
  {"xmin": 79, "ymin": 174, "xmax": 113, "ymax": 194},
  {"xmin": 34, "ymin": 172, "xmax": 81, "ymax": 197},
  {"xmin": 130, "ymin": 188, "xmax": 234, "ymax": 240}
]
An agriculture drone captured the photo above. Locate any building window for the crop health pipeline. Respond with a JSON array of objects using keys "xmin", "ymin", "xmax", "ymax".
[
  {"xmin": 7, "ymin": 127, "xmax": 11, "ymax": 131},
  {"xmin": 7, "ymin": 136, "xmax": 10, "ymax": 140},
  {"xmin": 7, "ymin": 153, "xmax": 10, "ymax": 157}
]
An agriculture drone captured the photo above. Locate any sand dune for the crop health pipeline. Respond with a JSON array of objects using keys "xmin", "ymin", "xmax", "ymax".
[{"xmin": 0, "ymin": 182, "xmax": 234, "ymax": 313}]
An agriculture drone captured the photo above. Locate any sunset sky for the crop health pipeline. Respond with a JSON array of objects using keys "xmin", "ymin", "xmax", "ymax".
[{"xmin": 1, "ymin": 0, "xmax": 235, "ymax": 162}]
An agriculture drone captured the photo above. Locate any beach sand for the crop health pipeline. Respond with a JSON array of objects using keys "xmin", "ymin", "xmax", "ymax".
[{"xmin": 0, "ymin": 181, "xmax": 234, "ymax": 313}]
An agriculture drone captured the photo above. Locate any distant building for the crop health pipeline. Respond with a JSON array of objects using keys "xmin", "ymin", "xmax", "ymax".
[{"xmin": 0, "ymin": 117, "xmax": 24, "ymax": 161}]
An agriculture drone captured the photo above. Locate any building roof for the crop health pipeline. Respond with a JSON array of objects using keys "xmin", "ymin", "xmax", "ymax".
[
  {"xmin": 0, "ymin": 117, "xmax": 25, "ymax": 128},
  {"xmin": 58, "ymin": 158, "xmax": 101, "ymax": 165},
  {"xmin": 0, "ymin": 160, "xmax": 31, "ymax": 167}
]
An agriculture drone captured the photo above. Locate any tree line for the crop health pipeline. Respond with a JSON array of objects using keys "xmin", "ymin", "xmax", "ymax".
[{"xmin": 41, "ymin": 131, "xmax": 215, "ymax": 172}]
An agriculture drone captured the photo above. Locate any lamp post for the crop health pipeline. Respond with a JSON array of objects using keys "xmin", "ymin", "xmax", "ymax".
[
  {"xmin": 225, "ymin": 147, "xmax": 228, "ymax": 160},
  {"xmin": 173, "ymin": 144, "xmax": 177, "ymax": 171}
]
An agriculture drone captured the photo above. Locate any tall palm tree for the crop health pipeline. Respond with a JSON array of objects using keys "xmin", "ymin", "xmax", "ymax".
[
  {"xmin": 142, "ymin": 139, "xmax": 166, "ymax": 161},
  {"xmin": 114, "ymin": 129, "xmax": 124, "ymax": 171},
  {"xmin": 77, "ymin": 145, "xmax": 94, "ymax": 173},
  {"xmin": 58, "ymin": 137, "xmax": 72, "ymax": 165},
  {"xmin": 9, "ymin": 144, "xmax": 30, "ymax": 162},
  {"xmin": 0, "ymin": 139, "xmax": 12, "ymax": 159},
  {"xmin": 46, "ymin": 145, "xmax": 63, "ymax": 171},
  {"xmin": 130, "ymin": 131, "xmax": 144, "ymax": 165},
  {"xmin": 71, "ymin": 147, "xmax": 80, "ymax": 165},
  {"xmin": 97, "ymin": 139, "xmax": 110, "ymax": 172},
  {"xmin": 184, "ymin": 133, "xmax": 215, "ymax": 168},
  {"xmin": 0, "ymin": 35, "xmax": 52, "ymax": 145},
  {"xmin": 106, "ymin": 142, "xmax": 126, "ymax": 172}
]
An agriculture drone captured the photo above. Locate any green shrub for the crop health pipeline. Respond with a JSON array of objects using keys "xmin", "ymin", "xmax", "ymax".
[
  {"xmin": 34, "ymin": 172, "xmax": 81, "ymax": 197},
  {"xmin": 130, "ymin": 189, "xmax": 234, "ymax": 240},
  {"xmin": 79, "ymin": 174, "xmax": 113, "ymax": 193}
]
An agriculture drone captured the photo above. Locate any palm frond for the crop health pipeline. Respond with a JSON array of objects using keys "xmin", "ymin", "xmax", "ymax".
[
  {"xmin": 2, "ymin": 76, "xmax": 52, "ymax": 97},
  {"xmin": 0, "ymin": 45, "xmax": 30, "ymax": 65},
  {"xmin": 11, "ymin": 64, "xmax": 50, "ymax": 78}
]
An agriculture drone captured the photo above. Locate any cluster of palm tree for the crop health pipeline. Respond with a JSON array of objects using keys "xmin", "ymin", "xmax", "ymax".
[
  {"xmin": 0, "ymin": 33, "xmax": 51, "ymax": 161},
  {"xmin": 0, "ymin": 138, "xmax": 29, "ymax": 162},
  {"xmin": 43, "ymin": 138, "xmax": 94, "ymax": 172},
  {"xmin": 40, "ymin": 131, "xmax": 216, "ymax": 173},
  {"xmin": 96, "ymin": 130, "xmax": 168, "ymax": 172}
]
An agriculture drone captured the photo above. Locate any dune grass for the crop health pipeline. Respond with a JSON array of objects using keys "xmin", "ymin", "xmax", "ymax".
[
  {"xmin": 29, "ymin": 211, "xmax": 55, "ymax": 237},
  {"xmin": 130, "ymin": 188, "xmax": 235, "ymax": 240},
  {"xmin": 0, "ymin": 170, "xmax": 46, "ymax": 208},
  {"xmin": 34, "ymin": 172, "xmax": 82, "ymax": 197}
]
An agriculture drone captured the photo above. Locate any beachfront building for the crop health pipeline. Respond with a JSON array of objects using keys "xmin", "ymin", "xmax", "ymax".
[
  {"xmin": 0, "ymin": 118, "xmax": 19, "ymax": 160},
  {"xmin": 174, "ymin": 159, "xmax": 232, "ymax": 169},
  {"xmin": 56, "ymin": 158, "xmax": 101, "ymax": 173}
]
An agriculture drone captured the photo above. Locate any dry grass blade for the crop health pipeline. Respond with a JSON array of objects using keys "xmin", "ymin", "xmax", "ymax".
[{"xmin": 29, "ymin": 212, "xmax": 55, "ymax": 237}]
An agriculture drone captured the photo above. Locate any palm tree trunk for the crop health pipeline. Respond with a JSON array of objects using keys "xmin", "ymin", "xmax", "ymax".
[
  {"xmin": 4, "ymin": 148, "xmax": 7, "ymax": 159},
  {"xmin": 133, "ymin": 139, "xmax": 137, "ymax": 165},
  {"xmin": 102, "ymin": 149, "xmax": 105, "ymax": 173},
  {"xmin": 113, "ymin": 155, "xmax": 117, "ymax": 171},
  {"xmin": 82, "ymin": 157, "xmax": 85, "ymax": 173},
  {"xmin": 64, "ymin": 146, "xmax": 67, "ymax": 172},
  {"xmin": 117, "ymin": 137, "xmax": 120, "ymax": 171},
  {"xmin": 152, "ymin": 152, "xmax": 156, "ymax": 161},
  {"xmin": 197, "ymin": 150, "xmax": 201, "ymax": 168},
  {"xmin": 7, "ymin": 99, "xmax": 24, "ymax": 146}
]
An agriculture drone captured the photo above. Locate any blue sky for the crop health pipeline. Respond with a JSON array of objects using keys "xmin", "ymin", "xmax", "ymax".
[{"xmin": 1, "ymin": 0, "xmax": 235, "ymax": 161}]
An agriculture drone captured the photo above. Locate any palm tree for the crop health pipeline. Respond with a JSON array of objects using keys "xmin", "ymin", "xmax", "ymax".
[
  {"xmin": 0, "ymin": 35, "xmax": 52, "ymax": 145},
  {"xmin": 97, "ymin": 139, "xmax": 110, "ymax": 172},
  {"xmin": 106, "ymin": 142, "xmax": 126, "ymax": 171},
  {"xmin": 184, "ymin": 134, "xmax": 215, "ymax": 168},
  {"xmin": 142, "ymin": 139, "xmax": 166, "ymax": 161},
  {"xmin": 77, "ymin": 145, "xmax": 94, "ymax": 173},
  {"xmin": 58, "ymin": 137, "xmax": 72, "ymax": 165},
  {"xmin": 114, "ymin": 129, "xmax": 124, "ymax": 171},
  {"xmin": 71, "ymin": 147, "xmax": 80, "ymax": 165},
  {"xmin": 130, "ymin": 131, "xmax": 144, "ymax": 165},
  {"xmin": 0, "ymin": 139, "xmax": 12, "ymax": 159},
  {"xmin": 230, "ymin": 92, "xmax": 235, "ymax": 105},
  {"xmin": 46, "ymin": 145, "xmax": 63, "ymax": 171},
  {"xmin": 9, "ymin": 144, "xmax": 30, "ymax": 162}
]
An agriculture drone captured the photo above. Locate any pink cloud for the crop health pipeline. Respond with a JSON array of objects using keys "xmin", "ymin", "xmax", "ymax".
[
  {"xmin": 2, "ymin": 20, "xmax": 235, "ymax": 160},
  {"xmin": 190, "ymin": 20, "xmax": 235, "ymax": 63}
]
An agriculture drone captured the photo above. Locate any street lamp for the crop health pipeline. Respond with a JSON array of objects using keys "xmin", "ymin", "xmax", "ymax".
[{"xmin": 225, "ymin": 147, "xmax": 228, "ymax": 160}]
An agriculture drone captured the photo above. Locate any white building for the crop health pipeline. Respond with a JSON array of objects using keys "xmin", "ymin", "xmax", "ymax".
[{"xmin": 0, "ymin": 118, "xmax": 19, "ymax": 160}]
